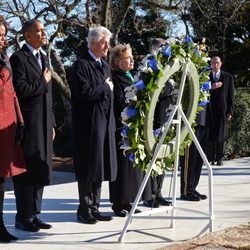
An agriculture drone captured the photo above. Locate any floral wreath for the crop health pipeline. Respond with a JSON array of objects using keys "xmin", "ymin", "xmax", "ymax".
[{"xmin": 120, "ymin": 37, "xmax": 211, "ymax": 175}]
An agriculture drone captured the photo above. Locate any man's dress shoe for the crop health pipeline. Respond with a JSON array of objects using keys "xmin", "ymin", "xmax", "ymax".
[
  {"xmin": 156, "ymin": 197, "xmax": 172, "ymax": 206},
  {"xmin": 77, "ymin": 213, "xmax": 97, "ymax": 224},
  {"xmin": 143, "ymin": 199, "xmax": 160, "ymax": 208},
  {"xmin": 91, "ymin": 210, "xmax": 112, "ymax": 221},
  {"xmin": 194, "ymin": 190, "xmax": 208, "ymax": 200},
  {"xmin": 33, "ymin": 217, "xmax": 52, "ymax": 229},
  {"xmin": 217, "ymin": 160, "xmax": 223, "ymax": 166},
  {"xmin": 180, "ymin": 192, "xmax": 201, "ymax": 201},
  {"xmin": 15, "ymin": 220, "xmax": 40, "ymax": 232},
  {"xmin": 113, "ymin": 209, "xmax": 128, "ymax": 217},
  {"xmin": 123, "ymin": 203, "xmax": 141, "ymax": 214}
]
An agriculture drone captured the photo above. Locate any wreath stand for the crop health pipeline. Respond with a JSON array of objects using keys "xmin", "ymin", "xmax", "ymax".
[{"xmin": 118, "ymin": 60, "xmax": 214, "ymax": 243}]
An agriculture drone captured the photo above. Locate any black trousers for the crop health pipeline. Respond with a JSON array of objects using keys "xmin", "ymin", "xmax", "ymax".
[
  {"xmin": 206, "ymin": 140, "xmax": 226, "ymax": 162},
  {"xmin": 77, "ymin": 180, "xmax": 101, "ymax": 214},
  {"xmin": 13, "ymin": 173, "xmax": 44, "ymax": 222},
  {"xmin": 180, "ymin": 126, "xmax": 208, "ymax": 195},
  {"xmin": 149, "ymin": 174, "xmax": 165, "ymax": 200}
]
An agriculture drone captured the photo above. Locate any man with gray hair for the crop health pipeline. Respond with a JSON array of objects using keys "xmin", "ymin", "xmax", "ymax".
[{"xmin": 71, "ymin": 26, "xmax": 117, "ymax": 224}]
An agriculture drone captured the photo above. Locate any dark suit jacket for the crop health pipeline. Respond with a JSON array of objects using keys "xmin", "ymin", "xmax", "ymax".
[
  {"xmin": 71, "ymin": 51, "xmax": 117, "ymax": 182},
  {"xmin": 208, "ymin": 70, "xmax": 234, "ymax": 142},
  {"xmin": 10, "ymin": 44, "xmax": 54, "ymax": 185}
]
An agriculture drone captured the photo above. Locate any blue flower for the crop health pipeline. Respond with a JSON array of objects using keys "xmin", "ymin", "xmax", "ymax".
[
  {"xmin": 201, "ymin": 81, "xmax": 211, "ymax": 91},
  {"xmin": 195, "ymin": 47, "xmax": 200, "ymax": 58},
  {"xmin": 148, "ymin": 58, "xmax": 159, "ymax": 73},
  {"xmin": 163, "ymin": 45, "xmax": 171, "ymax": 57},
  {"xmin": 128, "ymin": 153, "xmax": 135, "ymax": 162},
  {"xmin": 204, "ymin": 66, "xmax": 212, "ymax": 71},
  {"xmin": 121, "ymin": 126, "xmax": 128, "ymax": 137},
  {"xmin": 198, "ymin": 99, "xmax": 210, "ymax": 106},
  {"xmin": 185, "ymin": 37, "xmax": 193, "ymax": 43},
  {"xmin": 199, "ymin": 65, "xmax": 212, "ymax": 75},
  {"xmin": 127, "ymin": 107, "xmax": 138, "ymax": 118},
  {"xmin": 153, "ymin": 128, "xmax": 161, "ymax": 137},
  {"xmin": 134, "ymin": 79, "xmax": 146, "ymax": 90}
]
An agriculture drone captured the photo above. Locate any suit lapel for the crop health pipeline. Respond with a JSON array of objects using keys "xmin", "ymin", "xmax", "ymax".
[{"xmin": 22, "ymin": 44, "xmax": 43, "ymax": 75}]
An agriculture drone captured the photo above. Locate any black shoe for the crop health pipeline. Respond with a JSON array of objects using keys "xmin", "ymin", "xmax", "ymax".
[
  {"xmin": 194, "ymin": 190, "xmax": 208, "ymax": 200},
  {"xmin": 0, "ymin": 225, "xmax": 18, "ymax": 242},
  {"xmin": 15, "ymin": 220, "xmax": 40, "ymax": 232},
  {"xmin": 91, "ymin": 210, "xmax": 112, "ymax": 221},
  {"xmin": 156, "ymin": 197, "xmax": 172, "ymax": 206},
  {"xmin": 33, "ymin": 217, "xmax": 52, "ymax": 229},
  {"xmin": 217, "ymin": 160, "xmax": 223, "ymax": 166},
  {"xmin": 77, "ymin": 213, "xmax": 97, "ymax": 224},
  {"xmin": 210, "ymin": 161, "xmax": 215, "ymax": 165},
  {"xmin": 113, "ymin": 209, "xmax": 127, "ymax": 217},
  {"xmin": 143, "ymin": 199, "xmax": 160, "ymax": 208},
  {"xmin": 180, "ymin": 193, "xmax": 200, "ymax": 202},
  {"xmin": 123, "ymin": 203, "xmax": 141, "ymax": 214}
]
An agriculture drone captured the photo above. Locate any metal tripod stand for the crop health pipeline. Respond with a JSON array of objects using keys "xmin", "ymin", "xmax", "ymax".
[{"xmin": 118, "ymin": 61, "xmax": 214, "ymax": 243}]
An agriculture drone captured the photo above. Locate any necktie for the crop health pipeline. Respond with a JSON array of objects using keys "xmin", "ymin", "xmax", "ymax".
[
  {"xmin": 96, "ymin": 59, "xmax": 102, "ymax": 67},
  {"xmin": 35, "ymin": 52, "xmax": 42, "ymax": 69},
  {"xmin": 213, "ymin": 73, "xmax": 217, "ymax": 82}
]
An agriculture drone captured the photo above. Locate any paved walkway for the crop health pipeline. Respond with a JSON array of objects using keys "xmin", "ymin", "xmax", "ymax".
[{"xmin": 2, "ymin": 157, "xmax": 250, "ymax": 249}]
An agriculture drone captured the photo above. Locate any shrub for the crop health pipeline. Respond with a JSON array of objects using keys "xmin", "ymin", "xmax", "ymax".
[{"xmin": 225, "ymin": 87, "xmax": 250, "ymax": 159}]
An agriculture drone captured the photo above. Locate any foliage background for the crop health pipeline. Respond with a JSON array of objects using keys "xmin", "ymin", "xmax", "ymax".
[{"xmin": 0, "ymin": 0, "xmax": 249, "ymax": 159}]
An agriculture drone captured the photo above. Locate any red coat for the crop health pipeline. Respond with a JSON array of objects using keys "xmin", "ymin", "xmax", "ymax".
[{"xmin": 0, "ymin": 58, "xmax": 26, "ymax": 177}]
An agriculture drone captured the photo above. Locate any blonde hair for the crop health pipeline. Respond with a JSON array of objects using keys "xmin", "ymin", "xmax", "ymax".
[{"xmin": 109, "ymin": 44, "xmax": 132, "ymax": 71}]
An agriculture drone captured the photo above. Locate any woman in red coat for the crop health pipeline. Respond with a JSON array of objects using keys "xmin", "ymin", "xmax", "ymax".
[{"xmin": 0, "ymin": 16, "xmax": 26, "ymax": 243}]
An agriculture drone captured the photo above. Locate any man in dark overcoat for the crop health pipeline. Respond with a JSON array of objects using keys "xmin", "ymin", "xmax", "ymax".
[
  {"xmin": 71, "ymin": 26, "xmax": 117, "ymax": 224},
  {"xmin": 10, "ymin": 19, "xmax": 55, "ymax": 232},
  {"xmin": 143, "ymin": 38, "xmax": 172, "ymax": 208},
  {"xmin": 180, "ymin": 104, "xmax": 209, "ymax": 201},
  {"xmin": 207, "ymin": 56, "xmax": 234, "ymax": 166}
]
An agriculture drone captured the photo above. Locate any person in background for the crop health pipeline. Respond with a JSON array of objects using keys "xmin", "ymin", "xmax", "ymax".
[
  {"xmin": 180, "ymin": 102, "xmax": 209, "ymax": 201},
  {"xmin": 109, "ymin": 44, "xmax": 143, "ymax": 216},
  {"xmin": 143, "ymin": 38, "xmax": 173, "ymax": 208},
  {"xmin": 0, "ymin": 15, "xmax": 26, "ymax": 242},
  {"xmin": 10, "ymin": 19, "xmax": 55, "ymax": 232},
  {"xmin": 71, "ymin": 26, "xmax": 117, "ymax": 224},
  {"xmin": 207, "ymin": 56, "xmax": 234, "ymax": 166}
]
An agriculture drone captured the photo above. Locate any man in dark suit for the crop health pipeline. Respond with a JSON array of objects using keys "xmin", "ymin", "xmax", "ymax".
[
  {"xmin": 10, "ymin": 19, "xmax": 55, "ymax": 232},
  {"xmin": 207, "ymin": 56, "xmax": 234, "ymax": 166},
  {"xmin": 71, "ymin": 26, "xmax": 117, "ymax": 224},
  {"xmin": 180, "ymin": 103, "xmax": 208, "ymax": 201},
  {"xmin": 143, "ymin": 38, "xmax": 172, "ymax": 208}
]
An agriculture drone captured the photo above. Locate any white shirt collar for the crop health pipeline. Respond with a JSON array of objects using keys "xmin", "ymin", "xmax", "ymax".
[
  {"xmin": 213, "ymin": 70, "xmax": 221, "ymax": 77},
  {"xmin": 88, "ymin": 49, "xmax": 101, "ymax": 64},
  {"xmin": 26, "ymin": 43, "xmax": 40, "ymax": 56}
]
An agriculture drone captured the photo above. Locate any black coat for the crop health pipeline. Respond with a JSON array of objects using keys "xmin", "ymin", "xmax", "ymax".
[
  {"xmin": 109, "ymin": 71, "xmax": 146, "ymax": 203},
  {"xmin": 71, "ymin": 51, "xmax": 117, "ymax": 182},
  {"xmin": 10, "ymin": 44, "xmax": 54, "ymax": 185},
  {"xmin": 154, "ymin": 82, "xmax": 174, "ymax": 128},
  {"xmin": 208, "ymin": 70, "xmax": 234, "ymax": 142}
]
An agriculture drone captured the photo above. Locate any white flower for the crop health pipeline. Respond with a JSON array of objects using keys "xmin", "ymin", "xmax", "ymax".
[
  {"xmin": 168, "ymin": 78, "xmax": 175, "ymax": 86},
  {"xmin": 121, "ymin": 108, "xmax": 129, "ymax": 121},
  {"xmin": 125, "ymin": 90, "xmax": 137, "ymax": 103},
  {"xmin": 166, "ymin": 37, "xmax": 176, "ymax": 45},
  {"xmin": 124, "ymin": 86, "xmax": 133, "ymax": 92},
  {"xmin": 202, "ymin": 56, "xmax": 211, "ymax": 62},
  {"xmin": 133, "ymin": 73, "xmax": 140, "ymax": 82}
]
